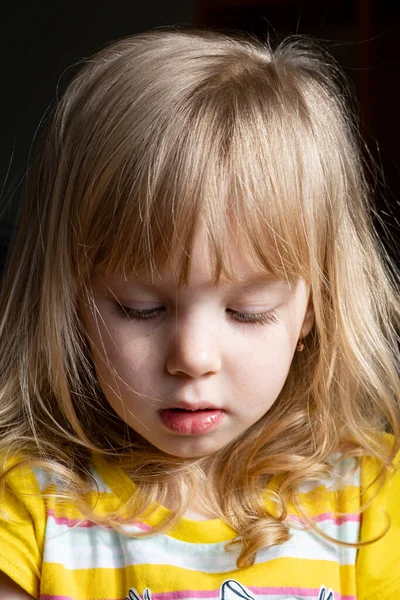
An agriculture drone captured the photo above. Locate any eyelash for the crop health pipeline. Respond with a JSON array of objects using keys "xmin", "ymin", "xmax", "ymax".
[{"xmin": 112, "ymin": 304, "xmax": 279, "ymax": 326}]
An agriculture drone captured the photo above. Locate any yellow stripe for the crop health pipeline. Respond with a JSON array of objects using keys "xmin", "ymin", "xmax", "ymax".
[
  {"xmin": 41, "ymin": 561, "xmax": 356, "ymax": 597},
  {"xmin": 47, "ymin": 484, "xmax": 362, "ymax": 544}
]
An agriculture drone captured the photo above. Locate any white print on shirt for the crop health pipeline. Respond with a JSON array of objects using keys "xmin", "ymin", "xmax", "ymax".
[
  {"xmin": 126, "ymin": 579, "xmax": 334, "ymax": 600},
  {"xmin": 317, "ymin": 587, "xmax": 334, "ymax": 600}
]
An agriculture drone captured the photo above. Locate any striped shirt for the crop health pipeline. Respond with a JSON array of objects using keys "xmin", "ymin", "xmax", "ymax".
[{"xmin": 0, "ymin": 449, "xmax": 399, "ymax": 600}]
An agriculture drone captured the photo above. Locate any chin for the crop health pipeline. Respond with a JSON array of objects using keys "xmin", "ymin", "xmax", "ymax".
[{"xmin": 151, "ymin": 438, "xmax": 228, "ymax": 459}]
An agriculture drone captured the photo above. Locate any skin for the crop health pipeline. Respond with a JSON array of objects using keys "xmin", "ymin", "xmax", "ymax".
[
  {"xmin": 0, "ymin": 572, "xmax": 34, "ymax": 599},
  {"xmin": 0, "ymin": 232, "xmax": 315, "ymax": 595},
  {"xmin": 82, "ymin": 229, "xmax": 314, "ymax": 460}
]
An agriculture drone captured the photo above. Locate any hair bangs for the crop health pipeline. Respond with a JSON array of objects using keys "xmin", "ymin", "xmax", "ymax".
[
  {"xmin": 74, "ymin": 47, "xmax": 333, "ymax": 288},
  {"xmin": 74, "ymin": 91, "xmax": 231, "ymax": 285}
]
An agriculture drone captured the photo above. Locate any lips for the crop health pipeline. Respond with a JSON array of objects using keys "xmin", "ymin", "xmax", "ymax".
[
  {"xmin": 158, "ymin": 402, "xmax": 225, "ymax": 435},
  {"xmin": 165, "ymin": 402, "xmax": 218, "ymax": 412}
]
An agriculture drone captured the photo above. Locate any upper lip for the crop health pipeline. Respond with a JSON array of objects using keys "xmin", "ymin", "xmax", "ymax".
[{"xmin": 159, "ymin": 401, "xmax": 219, "ymax": 412}]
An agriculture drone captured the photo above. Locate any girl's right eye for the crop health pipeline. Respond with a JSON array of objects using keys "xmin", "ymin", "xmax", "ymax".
[{"xmin": 112, "ymin": 304, "xmax": 165, "ymax": 320}]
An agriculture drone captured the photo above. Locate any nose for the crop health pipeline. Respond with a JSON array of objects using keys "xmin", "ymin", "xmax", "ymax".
[{"xmin": 165, "ymin": 314, "xmax": 222, "ymax": 378}]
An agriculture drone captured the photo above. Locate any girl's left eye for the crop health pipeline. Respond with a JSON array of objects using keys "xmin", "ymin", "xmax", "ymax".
[
  {"xmin": 226, "ymin": 308, "xmax": 279, "ymax": 325},
  {"xmin": 112, "ymin": 305, "xmax": 165, "ymax": 320},
  {"xmin": 113, "ymin": 304, "xmax": 278, "ymax": 326}
]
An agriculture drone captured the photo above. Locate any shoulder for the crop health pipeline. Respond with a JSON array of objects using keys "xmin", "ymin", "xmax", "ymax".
[
  {"xmin": 0, "ymin": 453, "xmax": 128, "ymax": 528},
  {"xmin": 0, "ymin": 454, "xmax": 57, "ymax": 507},
  {"xmin": 0, "ymin": 453, "xmax": 59, "ymax": 533},
  {"xmin": 356, "ymin": 438, "xmax": 400, "ymax": 600},
  {"xmin": 0, "ymin": 453, "xmax": 118, "ymax": 599},
  {"xmin": 0, "ymin": 456, "xmax": 50, "ymax": 599}
]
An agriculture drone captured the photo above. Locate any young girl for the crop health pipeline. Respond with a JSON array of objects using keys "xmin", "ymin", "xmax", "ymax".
[{"xmin": 0, "ymin": 28, "xmax": 399, "ymax": 600}]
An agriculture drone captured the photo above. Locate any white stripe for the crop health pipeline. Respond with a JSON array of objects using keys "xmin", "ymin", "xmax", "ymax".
[
  {"xmin": 43, "ymin": 515, "xmax": 359, "ymax": 571},
  {"xmin": 32, "ymin": 467, "xmax": 51, "ymax": 492},
  {"xmin": 88, "ymin": 464, "xmax": 114, "ymax": 493},
  {"xmin": 159, "ymin": 596, "xmax": 319, "ymax": 600},
  {"xmin": 298, "ymin": 459, "xmax": 360, "ymax": 493},
  {"xmin": 32, "ymin": 465, "xmax": 115, "ymax": 494}
]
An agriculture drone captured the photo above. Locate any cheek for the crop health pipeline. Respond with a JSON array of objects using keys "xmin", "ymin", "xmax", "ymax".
[
  {"xmin": 244, "ymin": 324, "xmax": 295, "ymax": 369},
  {"xmin": 96, "ymin": 335, "xmax": 151, "ymax": 381},
  {"xmin": 234, "ymin": 328, "xmax": 295, "ymax": 399},
  {"xmin": 89, "ymin": 324, "xmax": 168, "ymax": 406}
]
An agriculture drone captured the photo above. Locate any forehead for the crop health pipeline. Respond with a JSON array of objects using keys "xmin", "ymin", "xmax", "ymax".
[
  {"xmin": 87, "ymin": 206, "xmax": 308, "ymax": 290},
  {"xmin": 97, "ymin": 271, "xmax": 292, "ymax": 291},
  {"xmin": 92, "ymin": 228, "xmax": 297, "ymax": 293},
  {"xmin": 173, "ymin": 226, "xmax": 281, "ymax": 283}
]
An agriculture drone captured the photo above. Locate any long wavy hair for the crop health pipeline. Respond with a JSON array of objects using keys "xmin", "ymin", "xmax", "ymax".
[{"xmin": 0, "ymin": 28, "xmax": 399, "ymax": 568}]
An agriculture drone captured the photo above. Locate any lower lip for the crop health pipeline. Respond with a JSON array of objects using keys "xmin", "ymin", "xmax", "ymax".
[{"xmin": 159, "ymin": 409, "xmax": 225, "ymax": 435}]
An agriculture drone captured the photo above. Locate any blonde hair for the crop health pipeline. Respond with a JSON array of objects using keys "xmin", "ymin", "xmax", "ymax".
[{"xmin": 0, "ymin": 28, "xmax": 399, "ymax": 568}]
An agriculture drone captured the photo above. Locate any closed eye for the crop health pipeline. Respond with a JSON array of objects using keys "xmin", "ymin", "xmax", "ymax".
[
  {"xmin": 112, "ymin": 304, "xmax": 165, "ymax": 320},
  {"xmin": 226, "ymin": 309, "xmax": 279, "ymax": 325},
  {"xmin": 112, "ymin": 304, "xmax": 278, "ymax": 326}
]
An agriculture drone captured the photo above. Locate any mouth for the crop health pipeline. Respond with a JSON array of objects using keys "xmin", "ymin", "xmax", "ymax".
[
  {"xmin": 168, "ymin": 406, "xmax": 216, "ymax": 412},
  {"xmin": 161, "ymin": 402, "xmax": 219, "ymax": 412},
  {"xmin": 158, "ymin": 405, "xmax": 225, "ymax": 435}
]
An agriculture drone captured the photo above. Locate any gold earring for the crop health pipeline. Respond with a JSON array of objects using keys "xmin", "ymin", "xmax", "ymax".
[{"xmin": 296, "ymin": 338, "xmax": 305, "ymax": 352}]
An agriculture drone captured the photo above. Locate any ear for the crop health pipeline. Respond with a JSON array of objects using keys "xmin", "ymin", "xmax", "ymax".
[{"xmin": 301, "ymin": 296, "xmax": 315, "ymax": 338}]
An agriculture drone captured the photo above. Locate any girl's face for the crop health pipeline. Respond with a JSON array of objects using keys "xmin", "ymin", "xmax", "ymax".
[{"xmin": 83, "ymin": 230, "xmax": 314, "ymax": 458}]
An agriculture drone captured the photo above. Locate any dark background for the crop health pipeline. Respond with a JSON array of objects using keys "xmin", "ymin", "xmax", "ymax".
[{"xmin": 1, "ymin": 1, "xmax": 399, "ymax": 276}]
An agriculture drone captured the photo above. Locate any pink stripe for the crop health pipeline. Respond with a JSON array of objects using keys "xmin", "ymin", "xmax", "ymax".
[
  {"xmin": 47, "ymin": 508, "xmax": 152, "ymax": 531},
  {"xmin": 40, "ymin": 596, "xmax": 73, "ymax": 600},
  {"xmin": 47, "ymin": 507, "xmax": 359, "ymax": 530},
  {"xmin": 289, "ymin": 512, "xmax": 360, "ymax": 525},
  {"xmin": 41, "ymin": 597, "xmax": 124, "ymax": 600},
  {"xmin": 40, "ymin": 593, "xmax": 355, "ymax": 600},
  {"xmin": 40, "ymin": 588, "xmax": 356, "ymax": 600},
  {"xmin": 251, "ymin": 587, "xmax": 355, "ymax": 599},
  {"xmin": 151, "ymin": 589, "xmax": 355, "ymax": 600}
]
